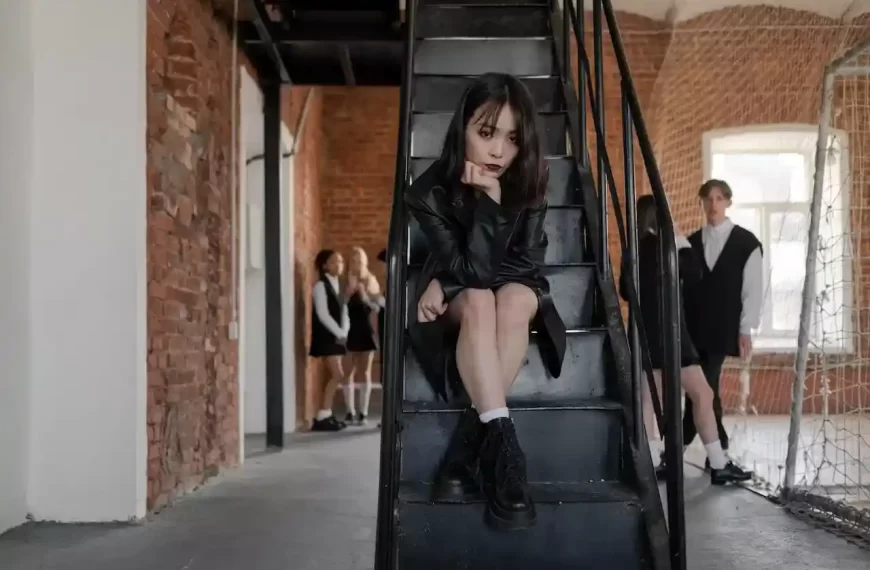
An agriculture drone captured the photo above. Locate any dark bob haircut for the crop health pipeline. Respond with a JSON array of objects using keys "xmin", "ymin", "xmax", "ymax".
[
  {"xmin": 437, "ymin": 72, "xmax": 548, "ymax": 209},
  {"xmin": 314, "ymin": 249, "xmax": 336, "ymax": 276},
  {"xmin": 698, "ymin": 178, "xmax": 733, "ymax": 200}
]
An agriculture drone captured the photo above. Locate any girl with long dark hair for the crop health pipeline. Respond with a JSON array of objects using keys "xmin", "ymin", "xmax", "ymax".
[
  {"xmin": 308, "ymin": 249, "xmax": 349, "ymax": 432},
  {"xmin": 619, "ymin": 195, "xmax": 751, "ymax": 484},
  {"xmin": 405, "ymin": 72, "xmax": 566, "ymax": 531}
]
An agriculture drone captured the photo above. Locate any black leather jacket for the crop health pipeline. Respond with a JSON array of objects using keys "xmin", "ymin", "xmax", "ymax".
[{"xmin": 404, "ymin": 162, "xmax": 566, "ymax": 399}]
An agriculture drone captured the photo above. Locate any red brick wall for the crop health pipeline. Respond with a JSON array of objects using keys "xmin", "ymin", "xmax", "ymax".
[
  {"xmin": 145, "ymin": 0, "xmax": 325, "ymax": 508},
  {"xmin": 318, "ymin": 87, "xmax": 400, "ymax": 410},
  {"xmin": 146, "ymin": 0, "xmax": 241, "ymax": 509},
  {"xmin": 284, "ymin": 88, "xmax": 326, "ymax": 427}
]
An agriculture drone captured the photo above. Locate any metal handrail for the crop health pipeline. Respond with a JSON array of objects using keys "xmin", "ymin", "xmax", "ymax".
[
  {"xmin": 373, "ymin": 2, "xmax": 416, "ymax": 569},
  {"xmin": 561, "ymin": 1, "xmax": 686, "ymax": 567}
]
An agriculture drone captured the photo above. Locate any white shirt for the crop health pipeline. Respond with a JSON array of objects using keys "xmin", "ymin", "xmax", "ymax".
[
  {"xmin": 700, "ymin": 217, "xmax": 763, "ymax": 335},
  {"xmin": 312, "ymin": 275, "xmax": 350, "ymax": 339}
]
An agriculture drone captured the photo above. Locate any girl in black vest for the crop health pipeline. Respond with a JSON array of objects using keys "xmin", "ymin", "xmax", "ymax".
[
  {"xmin": 342, "ymin": 246, "xmax": 383, "ymax": 426},
  {"xmin": 309, "ymin": 249, "xmax": 349, "ymax": 432},
  {"xmin": 620, "ymin": 195, "xmax": 751, "ymax": 485}
]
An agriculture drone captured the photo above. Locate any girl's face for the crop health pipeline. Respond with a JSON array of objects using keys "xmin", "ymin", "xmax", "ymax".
[
  {"xmin": 349, "ymin": 250, "xmax": 366, "ymax": 275},
  {"xmin": 464, "ymin": 103, "xmax": 519, "ymax": 179},
  {"xmin": 325, "ymin": 253, "xmax": 344, "ymax": 276}
]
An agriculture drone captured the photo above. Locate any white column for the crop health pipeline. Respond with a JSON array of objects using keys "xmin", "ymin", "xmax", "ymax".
[
  {"xmin": 0, "ymin": 0, "xmax": 34, "ymax": 535},
  {"xmin": 25, "ymin": 0, "xmax": 148, "ymax": 522}
]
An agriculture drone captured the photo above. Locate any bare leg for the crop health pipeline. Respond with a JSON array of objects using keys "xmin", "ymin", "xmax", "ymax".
[
  {"xmin": 679, "ymin": 365, "xmax": 718, "ymax": 445},
  {"xmin": 343, "ymin": 356, "xmax": 357, "ymax": 417},
  {"xmin": 494, "ymin": 284, "xmax": 539, "ymax": 392},
  {"xmin": 323, "ymin": 355, "xmax": 344, "ymax": 411},
  {"xmin": 448, "ymin": 288, "xmax": 503, "ymax": 413},
  {"xmin": 643, "ymin": 371, "xmax": 660, "ymax": 441},
  {"xmin": 355, "ymin": 351, "xmax": 376, "ymax": 417}
]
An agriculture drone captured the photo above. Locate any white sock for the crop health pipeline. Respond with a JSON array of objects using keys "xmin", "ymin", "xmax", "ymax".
[
  {"xmin": 361, "ymin": 381, "xmax": 373, "ymax": 416},
  {"xmin": 344, "ymin": 382, "xmax": 356, "ymax": 415},
  {"xmin": 316, "ymin": 409, "xmax": 333, "ymax": 421},
  {"xmin": 649, "ymin": 439, "xmax": 664, "ymax": 465},
  {"xmin": 479, "ymin": 407, "xmax": 509, "ymax": 423},
  {"xmin": 704, "ymin": 440, "xmax": 728, "ymax": 470}
]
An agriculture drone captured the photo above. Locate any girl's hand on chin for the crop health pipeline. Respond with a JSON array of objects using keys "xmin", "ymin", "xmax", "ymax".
[{"xmin": 461, "ymin": 161, "xmax": 501, "ymax": 203}]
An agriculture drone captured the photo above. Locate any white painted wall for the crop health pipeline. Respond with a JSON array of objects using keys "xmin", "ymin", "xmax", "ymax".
[
  {"xmin": 0, "ymin": 0, "xmax": 147, "ymax": 533},
  {"xmin": 240, "ymin": 70, "xmax": 296, "ymax": 437},
  {"xmin": 0, "ymin": 0, "xmax": 34, "ymax": 535}
]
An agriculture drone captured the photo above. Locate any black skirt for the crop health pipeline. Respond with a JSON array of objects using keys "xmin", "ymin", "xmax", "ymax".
[
  {"xmin": 346, "ymin": 293, "xmax": 379, "ymax": 353},
  {"xmin": 309, "ymin": 341, "xmax": 346, "ymax": 358}
]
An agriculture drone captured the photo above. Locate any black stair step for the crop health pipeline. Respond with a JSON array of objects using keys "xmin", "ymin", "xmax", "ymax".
[
  {"xmin": 400, "ymin": 398, "xmax": 623, "ymax": 483},
  {"xmin": 397, "ymin": 482, "xmax": 645, "ymax": 570},
  {"xmin": 414, "ymin": 39, "xmax": 556, "ymax": 76},
  {"xmin": 411, "ymin": 157, "xmax": 578, "ymax": 206},
  {"xmin": 412, "ymin": 76, "xmax": 565, "ymax": 112},
  {"xmin": 406, "ymin": 202, "xmax": 584, "ymax": 267},
  {"xmin": 410, "ymin": 111, "xmax": 567, "ymax": 158},
  {"xmin": 416, "ymin": 5, "xmax": 550, "ymax": 38},
  {"xmin": 403, "ymin": 328, "xmax": 608, "ymax": 403},
  {"xmin": 404, "ymin": 264, "xmax": 595, "ymax": 330}
]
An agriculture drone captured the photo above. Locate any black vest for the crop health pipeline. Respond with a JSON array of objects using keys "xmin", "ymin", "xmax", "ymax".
[
  {"xmin": 683, "ymin": 225, "xmax": 761, "ymax": 357},
  {"xmin": 310, "ymin": 275, "xmax": 344, "ymax": 348}
]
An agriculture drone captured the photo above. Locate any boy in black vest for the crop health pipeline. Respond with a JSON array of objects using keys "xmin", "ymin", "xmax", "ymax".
[{"xmin": 681, "ymin": 179, "xmax": 763, "ymax": 467}]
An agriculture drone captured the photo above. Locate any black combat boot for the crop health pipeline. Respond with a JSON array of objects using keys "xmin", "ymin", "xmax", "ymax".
[
  {"xmin": 478, "ymin": 417, "xmax": 536, "ymax": 531},
  {"xmin": 432, "ymin": 407, "xmax": 485, "ymax": 501},
  {"xmin": 710, "ymin": 461, "xmax": 753, "ymax": 485}
]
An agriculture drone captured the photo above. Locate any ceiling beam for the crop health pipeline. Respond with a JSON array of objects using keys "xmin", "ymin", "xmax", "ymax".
[
  {"xmin": 238, "ymin": 21, "xmax": 402, "ymax": 46},
  {"xmin": 246, "ymin": 0, "xmax": 291, "ymax": 83}
]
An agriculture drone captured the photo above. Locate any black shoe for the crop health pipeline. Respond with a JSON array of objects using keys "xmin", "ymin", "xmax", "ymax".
[
  {"xmin": 356, "ymin": 412, "xmax": 368, "ymax": 426},
  {"xmin": 479, "ymin": 417, "xmax": 536, "ymax": 531},
  {"xmin": 710, "ymin": 461, "xmax": 753, "ymax": 485},
  {"xmin": 655, "ymin": 461, "xmax": 669, "ymax": 481},
  {"xmin": 345, "ymin": 412, "xmax": 355, "ymax": 425},
  {"xmin": 432, "ymin": 408, "xmax": 485, "ymax": 501},
  {"xmin": 311, "ymin": 415, "xmax": 346, "ymax": 432}
]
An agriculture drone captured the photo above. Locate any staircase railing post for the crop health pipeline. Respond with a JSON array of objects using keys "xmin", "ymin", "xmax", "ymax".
[
  {"xmin": 621, "ymin": 81, "xmax": 643, "ymax": 445},
  {"xmin": 576, "ymin": 0, "xmax": 588, "ymax": 168},
  {"xmin": 592, "ymin": 0, "xmax": 608, "ymax": 274},
  {"xmin": 374, "ymin": 1, "xmax": 415, "ymax": 568}
]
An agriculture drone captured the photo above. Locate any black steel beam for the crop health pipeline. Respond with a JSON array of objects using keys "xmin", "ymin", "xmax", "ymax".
[
  {"xmin": 263, "ymin": 80, "xmax": 285, "ymax": 449},
  {"xmin": 246, "ymin": 0, "xmax": 290, "ymax": 83},
  {"xmin": 238, "ymin": 20, "xmax": 401, "ymax": 45},
  {"xmin": 338, "ymin": 46, "xmax": 356, "ymax": 86}
]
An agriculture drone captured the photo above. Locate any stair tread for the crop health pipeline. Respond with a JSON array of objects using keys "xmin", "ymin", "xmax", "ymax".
[
  {"xmin": 403, "ymin": 396, "xmax": 622, "ymax": 413},
  {"xmin": 399, "ymin": 480, "xmax": 639, "ymax": 504}
]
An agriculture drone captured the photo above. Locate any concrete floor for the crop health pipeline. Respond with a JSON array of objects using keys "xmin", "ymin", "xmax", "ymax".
[{"xmin": 1, "ymin": 426, "xmax": 868, "ymax": 570}]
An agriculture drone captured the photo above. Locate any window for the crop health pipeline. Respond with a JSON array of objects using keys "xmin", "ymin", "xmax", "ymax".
[{"xmin": 702, "ymin": 126, "xmax": 852, "ymax": 353}]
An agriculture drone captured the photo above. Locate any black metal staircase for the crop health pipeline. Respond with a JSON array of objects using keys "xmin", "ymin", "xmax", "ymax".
[{"xmin": 378, "ymin": 1, "xmax": 687, "ymax": 569}]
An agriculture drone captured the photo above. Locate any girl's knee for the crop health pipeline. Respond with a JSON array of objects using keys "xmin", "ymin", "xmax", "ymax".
[
  {"xmin": 455, "ymin": 288, "xmax": 496, "ymax": 324},
  {"xmin": 496, "ymin": 284, "xmax": 538, "ymax": 321},
  {"xmin": 684, "ymin": 367, "xmax": 713, "ymax": 406}
]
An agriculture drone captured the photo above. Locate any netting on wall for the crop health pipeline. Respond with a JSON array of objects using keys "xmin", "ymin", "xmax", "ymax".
[
  {"xmin": 779, "ymin": 41, "xmax": 870, "ymax": 545},
  {"xmin": 641, "ymin": 5, "xmax": 870, "ymax": 546}
]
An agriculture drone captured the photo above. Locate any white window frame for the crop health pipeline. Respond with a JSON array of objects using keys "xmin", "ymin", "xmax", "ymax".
[{"xmin": 701, "ymin": 124, "xmax": 853, "ymax": 355}]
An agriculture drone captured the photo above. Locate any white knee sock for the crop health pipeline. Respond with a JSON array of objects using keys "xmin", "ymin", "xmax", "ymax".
[
  {"xmin": 316, "ymin": 409, "xmax": 333, "ymax": 421},
  {"xmin": 648, "ymin": 439, "xmax": 664, "ymax": 466},
  {"xmin": 704, "ymin": 440, "xmax": 728, "ymax": 470},
  {"xmin": 344, "ymin": 381, "xmax": 356, "ymax": 415},
  {"xmin": 478, "ymin": 407, "xmax": 509, "ymax": 423},
  {"xmin": 361, "ymin": 381, "xmax": 373, "ymax": 416}
]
